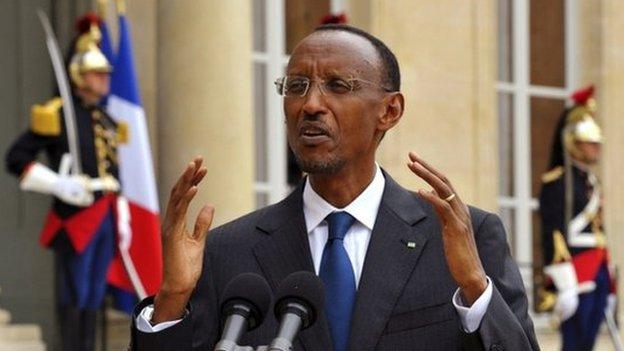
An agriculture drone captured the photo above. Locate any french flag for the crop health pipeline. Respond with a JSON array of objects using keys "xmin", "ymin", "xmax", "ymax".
[{"xmin": 101, "ymin": 15, "xmax": 162, "ymax": 313}]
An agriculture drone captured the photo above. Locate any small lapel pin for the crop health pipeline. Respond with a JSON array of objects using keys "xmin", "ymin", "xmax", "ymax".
[{"xmin": 401, "ymin": 239, "xmax": 417, "ymax": 249}]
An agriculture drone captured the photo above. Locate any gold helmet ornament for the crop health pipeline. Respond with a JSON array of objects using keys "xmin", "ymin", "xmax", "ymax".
[
  {"xmin": 69, "ymin": 13, "xmax": 113, "ymax": 88},
  {"xmin": 563, "ymin": 86, "xmax": 602, "ymax": 160}
]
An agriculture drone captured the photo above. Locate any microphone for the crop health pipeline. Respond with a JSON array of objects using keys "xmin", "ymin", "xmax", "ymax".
[
  {"xmin": 268, "ymin": 271, "xmax": 325, "ymax": 351},
  {"xmin": 214, "ymin": 273, "xmax": 272, "ymax": 351}
]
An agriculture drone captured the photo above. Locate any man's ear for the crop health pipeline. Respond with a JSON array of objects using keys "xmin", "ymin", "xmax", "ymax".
[{"xmin": 377, "ymin": 92, "xmax": 404, "ymax": 132}]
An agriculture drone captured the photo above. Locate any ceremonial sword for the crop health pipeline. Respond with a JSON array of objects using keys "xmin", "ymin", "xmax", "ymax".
[
  {"xmin": 36, "ymin": 9, "xmax": 82, "ymax": 175},
  {"xmin": 605, "ymin": 308, "xmax": 624, "ymax": 351}
]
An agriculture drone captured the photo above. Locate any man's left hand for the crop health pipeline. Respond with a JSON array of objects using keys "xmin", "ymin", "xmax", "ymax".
[{"xmin": 407, "ymin": 152, "xmax": 487, "ymax": 305}]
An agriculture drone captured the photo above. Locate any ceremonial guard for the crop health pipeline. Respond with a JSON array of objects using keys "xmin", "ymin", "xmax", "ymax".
[
  {"xmin": 5, "ymin": 14, "xmax": 127, "ymax": 351},
  {"xmin": 539, "ymin": 86, "xmax": 618, "ymax": 351}
]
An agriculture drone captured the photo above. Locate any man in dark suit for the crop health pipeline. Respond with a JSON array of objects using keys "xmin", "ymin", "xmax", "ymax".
[{"xmin": 130, "ymin": 24, "xmax": 539, "ymax": 350}]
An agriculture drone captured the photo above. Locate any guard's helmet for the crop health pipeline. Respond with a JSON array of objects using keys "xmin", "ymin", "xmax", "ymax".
[
  {"xmin": 562, "ymin": 86, "xmax": 602, "ymax": 160},
  {"xmin": 69, "ymin": 13, "xmax": 112, "ymax": 88},
  {"xmin": 548, "ymin": 85, "xmax": 602, "ymax": 167}
]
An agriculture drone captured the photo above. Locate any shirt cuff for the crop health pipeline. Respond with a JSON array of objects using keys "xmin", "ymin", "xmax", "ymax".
[
  {"xmin": 135, "ymin": 304, "xmax": 186, "ymax": 333},
  {"xmin": 452, "ymin": 276, "xmax": 493, "ymax": 333}
]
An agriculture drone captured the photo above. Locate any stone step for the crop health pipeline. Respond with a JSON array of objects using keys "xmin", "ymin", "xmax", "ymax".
[
  {"xmin": 0, "ymin": 324, "xmax": 41, "ymax": 342},
  {"xmin": 0, "ymin": 310, "xmax": 10, "ymax": 325},
  {"xmin": 0, "ymin": 340, "xmax": 46, "ymax": 351}
]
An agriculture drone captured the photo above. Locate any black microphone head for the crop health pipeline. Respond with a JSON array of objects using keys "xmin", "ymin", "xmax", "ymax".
[
  {"xmin": 274, "ymin": 271, "xmax": 325, "ymax": 330},
  {"xmin": 220, "ymin": 272, "xmax": 272, "ymax": 330}
]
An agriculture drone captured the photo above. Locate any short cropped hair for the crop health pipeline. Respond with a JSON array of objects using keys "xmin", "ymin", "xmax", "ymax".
[{"xmin": 314, "ymin": 24, "xmax": 401, "ymax": 92}]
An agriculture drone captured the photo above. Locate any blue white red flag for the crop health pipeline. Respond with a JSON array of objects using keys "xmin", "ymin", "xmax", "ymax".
[{"xmin": 102, "ymin": 14, "xmax": 162, "ymax": 313}]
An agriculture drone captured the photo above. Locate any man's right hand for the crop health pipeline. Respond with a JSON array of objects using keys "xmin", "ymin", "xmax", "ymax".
[{"xmin": 152, "ymin": 156, "xmax": 214, "ymax": 324}]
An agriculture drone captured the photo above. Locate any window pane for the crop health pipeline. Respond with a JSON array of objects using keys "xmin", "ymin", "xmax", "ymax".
[
  {"xmin": 254, "ymin": 62, "xmax": 268, "ymax": 182},
  {"xmin": 256, "ymin": 192, "xmax": 269, "ymax": 209},
  {"xmin": 497, "ymin": 0, "xmax": 513, "ymax": 82},
  {"xmin": 498, "ymin": 93, "xmax": 514, "ymax": 197},
  {"xmin": 499, "ymin": 207, "xmax": 516, "ymax": 255},
  {"xmin": 252, "ymin": 0, "xmax": 266, "ymax": 52},
  {"xmin": 530, "ymin": 0, "xmax": 565, "ymax": 87},
  {"xmin": 530, "ymin": 97, "xmax": 565, "ymax": 198},
  {"xmin": 285, "ymin": 0, "xmax": 330, "ymax": 54}
]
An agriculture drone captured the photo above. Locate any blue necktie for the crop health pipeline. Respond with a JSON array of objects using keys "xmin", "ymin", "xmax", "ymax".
[{"xmin": 319, "ymin": 211, "xmax": 356, "ymax": 351}]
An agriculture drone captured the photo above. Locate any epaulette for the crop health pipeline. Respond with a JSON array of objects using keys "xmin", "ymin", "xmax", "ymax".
[
  {"xmin": 541, "ymin": 166, "xmax": 564, "ymax": 184},
  {"xmin": 30, "ymin": 97, "xmax": 62, "ymax": 136},
  {"xmin": 117, "ymin": 121, "xmax": 130, "ymax": 144}
]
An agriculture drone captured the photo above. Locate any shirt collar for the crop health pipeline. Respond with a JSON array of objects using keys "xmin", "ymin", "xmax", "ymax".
[{"xmin": 303, "ymin": 165, "xmax": 385, "ymax": 233}]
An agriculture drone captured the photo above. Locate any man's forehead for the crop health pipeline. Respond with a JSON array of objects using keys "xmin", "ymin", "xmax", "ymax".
[{"xmin": 287, "ymin": 31, "xmax": 380, "ymax": 74}]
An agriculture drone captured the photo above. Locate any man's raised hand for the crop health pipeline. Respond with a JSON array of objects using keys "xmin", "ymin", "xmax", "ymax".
[
  {"xmin": 153, "ymin": 156, "xmax": 214, "ymax": 323},
  {"xmin": 407, "ymin": 152, "xmax": 487, "ymax": 305}
]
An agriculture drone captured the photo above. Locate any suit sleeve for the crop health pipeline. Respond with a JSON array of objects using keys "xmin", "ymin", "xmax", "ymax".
[
  {"xmin": 462, "ymin": 213, "xmax": 540, "ymax": 351},
  {"xmin": 130, "ymin": 229, "xmax": 222, "ymax": 351}
]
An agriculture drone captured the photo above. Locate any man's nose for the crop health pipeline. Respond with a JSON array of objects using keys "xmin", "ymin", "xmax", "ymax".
[{"xmin": 301, "ymin": 82, "xmax": 328, "ymax": 116}]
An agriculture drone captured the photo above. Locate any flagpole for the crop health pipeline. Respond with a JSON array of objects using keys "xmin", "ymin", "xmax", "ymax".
[
  {"xmin": 106, "ymin": 1, "xmax": 163, "ymax": 307},
  {"xmin": 109, "ymin": 1, "xmax": 151, "ymax": 301}
]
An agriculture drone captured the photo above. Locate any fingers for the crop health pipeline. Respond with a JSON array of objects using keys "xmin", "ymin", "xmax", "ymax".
[
  {"xmin": 407, "ymin": 159, "xmax": 453, "ymax": 200},
  {"xmin": 417, "ymin": 189, "xmax": 459, "ymax": 226},
  {"xmin": 174, "ymin": 186, "xmax": 199, "ymax": 221},
  {"xmin": 170, "ymin": 156, "xmax": 205, "ymax": 201},
  {"xmin": 192, "ymin": 204, "xmax": 215, "ymax": 241},
  {"xmin": 181, "ymin": 156, "xmax": 203, "ymax": 186},
  {"xmin": 408, "ymin": 151, "xmax": 453, "ymax": 190},
  {"xmin": 170, "ymin": 161, "xmax": 196, "ymax": 200},
  {"xmin": 407, "ymin": 152, "xmax": 468, "ymax": 215},
  {"xmin": 408, "ymin": 152, "xmax": 455, "ymax": 192},
  {"xmin": 192, "ymin": 167, "xmax": 208, "ymax": 186}
]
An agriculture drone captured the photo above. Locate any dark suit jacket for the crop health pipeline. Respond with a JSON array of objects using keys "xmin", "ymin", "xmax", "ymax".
[{"xmin": 131, "ymin": 172, "xmax": 539, "ymax": 351}]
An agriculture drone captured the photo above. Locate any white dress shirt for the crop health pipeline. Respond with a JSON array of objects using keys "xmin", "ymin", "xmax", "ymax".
[{"xmin": 137, "ymin": 164, "xmax": 493, "ymax": 333}]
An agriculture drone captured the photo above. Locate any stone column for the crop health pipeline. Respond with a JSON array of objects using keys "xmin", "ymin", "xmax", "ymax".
[
  {"xmin": 599, "ymin": 0, "xmax": 624, "ymax": 331},
  {"xmin": 349, "ymin": 0, "xmax": 498, "ymax": 210},
  {"xmin": 157, "ymin": 0, "xmax": 254, "ymax": 224}
]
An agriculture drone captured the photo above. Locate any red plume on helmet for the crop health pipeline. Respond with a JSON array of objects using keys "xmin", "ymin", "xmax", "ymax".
[
  {"xmin": 571, "ymin": 85, "xmax": 594, "ymax": 105},
  {"xmin": 75, "ymin": 12, "xmax": 102, "ymax": 34},
  {"xmin": 319, "ymin": 12, "xmax": 348, "ymax": 25}
]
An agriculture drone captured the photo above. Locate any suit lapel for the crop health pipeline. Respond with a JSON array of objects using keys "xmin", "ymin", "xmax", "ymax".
[
  {"xmin": 253, "ymin": 182, "xmax": 332, "ymax": 351},
  {"xmin": 348, "ymin": 173, "xmax": 429, "ymax": 351}
]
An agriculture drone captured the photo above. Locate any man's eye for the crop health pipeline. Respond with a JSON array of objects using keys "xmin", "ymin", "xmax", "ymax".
[
  {"xmin": 286, "ymin": 79, "xmax": 308, "ymax": 94},
  {"xmin": 326, "ymin": 79, "xmax": 352, "ymax": 94}
]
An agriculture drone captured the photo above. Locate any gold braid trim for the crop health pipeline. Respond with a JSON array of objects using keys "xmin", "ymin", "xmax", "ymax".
[
  {"xmin": 537, "ymin": 288, "xmax": 557, "ymax": 312},
  {"xmin": 552, "ymin": 230, "xmax": 572, "ymax": 264},
  {"xmin": 537, "ymin": 231, "xmax": 574, "ymax": 313},
  {"xmin": 117, "ymin": 121, "xmax": 129, "ymax": 144}
]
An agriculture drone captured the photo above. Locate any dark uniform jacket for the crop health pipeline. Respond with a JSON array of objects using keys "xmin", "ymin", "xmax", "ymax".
[
  {"xmin": 539, "ymin": 165, "xmax": 613, "ymax": 290},
  {"xmin": 5, "ymin": 96, "xmax": 122, "ymax": 251}
]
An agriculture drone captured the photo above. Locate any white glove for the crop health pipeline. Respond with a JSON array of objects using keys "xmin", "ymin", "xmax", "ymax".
[
  {"xmin": 544, "ymin": 261, "xmax": 580, "ymax": 321},
  {"xmin": 88, "ymin": 175, "xmax": 120, "ymax": 193},
  {"xmin": 53, "ymin": 175, "xmax": 94, "ymax": 207},
  {"xmin": 555, "ymin": 289, "xmax": 579, "ymax": 321},
  {"xmin": 20, "ymin": 155, "xmax": 93, "ymax": 207}
]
